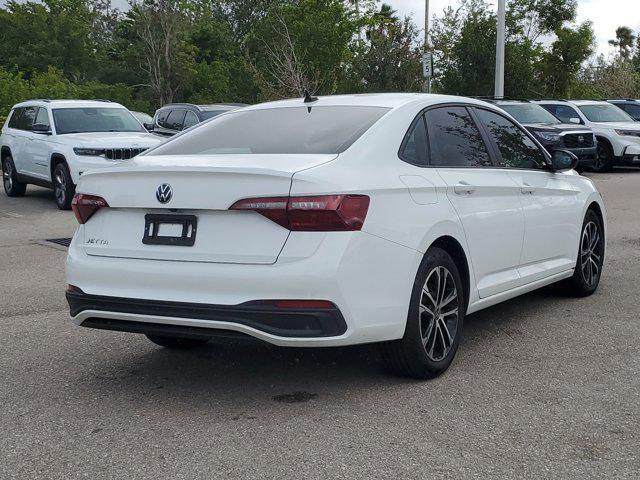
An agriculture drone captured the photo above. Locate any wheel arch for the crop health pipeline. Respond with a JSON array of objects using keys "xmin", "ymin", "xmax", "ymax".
[
  {"xmin": 1, "ymin": 145, "xmax": 11, "ymax": 161},
  {"xmin": 50, "ymin": 153, "xmax": 67, "ymax": 179},
  {"xmin": 595, "ymin": 135, "xmax": 614, "ymax": 155},
  {"xmin": 427, "ymin": 235, "xmax": 471, "ymax": 312}
]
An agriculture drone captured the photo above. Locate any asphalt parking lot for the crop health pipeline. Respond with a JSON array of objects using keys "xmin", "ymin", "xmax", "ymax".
[{"xmin": 1, "ymin": 171, "xmax": 639, "ymax": 479}]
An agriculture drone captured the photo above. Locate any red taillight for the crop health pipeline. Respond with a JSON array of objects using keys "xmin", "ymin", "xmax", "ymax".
[
  {"xmin": 71, "ymin": 194, "xmax": 109, "ymax": 224},
  {"xmin": 230, "ymin": 194, "xmax": 369, "ymax": 231}
]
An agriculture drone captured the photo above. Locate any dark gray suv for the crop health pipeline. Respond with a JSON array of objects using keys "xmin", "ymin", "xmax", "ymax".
[{"xmin": 148, "ymin": 103, "xmax": 247, "ymax": 136}]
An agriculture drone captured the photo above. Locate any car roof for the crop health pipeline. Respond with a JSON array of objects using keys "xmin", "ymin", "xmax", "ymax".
[
  {"xmin": 13, "ymin": 99, "xmax": 126, "ymax": 109},
  {"xmin": 158, "ymin": 103, "xmax": 247, "ymax": 112},
  {"xmin": 239, "ymin": 93, "xmax": 502, "ymax": 112}
]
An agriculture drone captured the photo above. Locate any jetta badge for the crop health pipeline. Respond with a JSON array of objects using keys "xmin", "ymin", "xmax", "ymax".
[{"xmin": 156, "ymin": 183, "xmax": 173, "ymax": 204}]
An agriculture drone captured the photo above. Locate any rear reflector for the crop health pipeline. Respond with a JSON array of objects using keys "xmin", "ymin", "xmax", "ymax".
[
  {"xmin": 230, "ymin": 194, "xmax": 369, "ymax": 231},
  {"xmin": 72, "ymin": 194, "xmax": 109, "ymax": 224},
  {"xmin": 243, "ymin": 299, "xmax": 336, "ymax": 309}
]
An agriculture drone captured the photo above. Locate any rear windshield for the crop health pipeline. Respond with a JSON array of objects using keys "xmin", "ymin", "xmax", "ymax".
[
  {"xmin": 149, "ymin": 106, "xmax": 390, "ymax": 155},
  {"xmin": 53, "ymin": 108, "xmax": 146, "ymax": 134}
]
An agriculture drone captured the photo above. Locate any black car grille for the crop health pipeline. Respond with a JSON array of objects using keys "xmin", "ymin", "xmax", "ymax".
[
  {"xmin": 563, "ymin": 133, "xmax": 594, "ymax": 148},
  {"xmin": 104, "ymin": 148, "xmax": 147, "ymax": 160}
]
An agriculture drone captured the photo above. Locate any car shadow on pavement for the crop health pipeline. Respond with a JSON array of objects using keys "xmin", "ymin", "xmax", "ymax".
[{"xmin": 72, "ymin": 287, "xmax": 567, "ymax": 410}]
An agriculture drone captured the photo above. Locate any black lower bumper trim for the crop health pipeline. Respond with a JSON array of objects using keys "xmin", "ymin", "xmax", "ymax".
[{"xmin": 66, "ymin": 290, "xmax": 347, "ymax": 338}]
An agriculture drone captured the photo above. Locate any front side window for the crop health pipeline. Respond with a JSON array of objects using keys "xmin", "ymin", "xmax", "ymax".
[
  {"xmin": 150, "ymin": 106, "xmax": 390, "ymax": 155},
  {"xmin": 165, "ymin": 110, "xmax": 186, "ymax": 130},
  {"xmin": 475, "ymin": 108, "xmax": 548, "ymax": 170},
  {"xmin": 34, "ymin": 107, "xmax": 50, "ymax": 128},
  {"xmin": 579, "ymin": 104, "xmax": 634, "ymax": 123},
  {"xmin": 52, "ymin": 108, "xmax": 145, "ymax": 134},
  {"xmin": 399, "ymin": 115, "xmax": 428, "ymax": 166},
  {"xmin": 425, "ymin": 106, "xmax": 492, "ymax": 167},
  {"xmin": 156, "ymin": 110, "xmax": 170, "ymax": 128}
]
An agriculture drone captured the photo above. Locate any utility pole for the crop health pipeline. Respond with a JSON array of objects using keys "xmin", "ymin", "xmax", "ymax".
[
  {"xmin": 494, "ymin": 0, "xmax": 506, "ymax": 97},
  {"xmin": 424, "ymin": 0, "xmax": 431, "ymax": 93}
]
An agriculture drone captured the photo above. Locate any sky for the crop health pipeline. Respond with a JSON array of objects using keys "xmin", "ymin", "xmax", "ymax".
[{"xmin": 390, "ymin": 0, "xmax": 640, "ymax": 57}]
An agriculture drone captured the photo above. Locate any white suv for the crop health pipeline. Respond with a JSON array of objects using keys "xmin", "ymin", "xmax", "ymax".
[
  {"xmin": 1, "ymin": 100, "xmax": 164, "ymax": 209},
  {"xmin": 533, "ymin": 99, "xmax": 640, "ymax": 172}
]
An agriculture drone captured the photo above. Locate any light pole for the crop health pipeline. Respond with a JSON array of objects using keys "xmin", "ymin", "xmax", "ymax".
[
  {"xmin": 494, "ymin": 0, "xmax": 506, "ymax": 97},
  {"xmin": 424, "ymin": 0, "xmax": 431, "ymax": 93}
]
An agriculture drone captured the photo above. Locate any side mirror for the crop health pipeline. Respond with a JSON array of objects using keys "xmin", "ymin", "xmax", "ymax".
[
  {"xmin": 551, "ymin": 149, "xmax": 578, "ymax": 172},
  {"xmin": 143, "ymin": 122, "xmax": 154, "ymax": 131},
  {"xmin": 568, "ymin": 117, "xmax": 581, "ymax": 124},
  {"xmin": 32, "ymin": 123, "xmax": 51, "ymax": 134}
]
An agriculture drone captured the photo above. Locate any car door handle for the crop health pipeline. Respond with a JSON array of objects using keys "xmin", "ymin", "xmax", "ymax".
[
  {"xmin": 520, "ymin": 184, "xmax": 535, "ymax": 195},
  {"xmin": 453, "ymin": 182, "xmax": 475, "ymax": 195}
]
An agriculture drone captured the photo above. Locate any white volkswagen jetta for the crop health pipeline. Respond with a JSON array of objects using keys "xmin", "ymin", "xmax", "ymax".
[{"xmin": 65, "ymin": 94, "xmax": 606, "ymax": 378}]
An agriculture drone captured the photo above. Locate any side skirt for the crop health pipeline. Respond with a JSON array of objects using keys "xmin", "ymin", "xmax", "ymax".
[
  {"xmin": 16, "ymin": 172, "xmax": 53, "ymax": 189},
  {"xmin": 467, "ymin": 269, "xmax": 574, "ymax": 315}
]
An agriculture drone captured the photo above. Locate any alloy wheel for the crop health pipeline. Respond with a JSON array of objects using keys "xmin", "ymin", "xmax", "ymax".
[
  {"xmin": 3, "ymin": 159, "xmax": 12, "ymax": 192},
  {"xmin": 419, "ymin": 266, "xmax": 459, "ymax": 361},
  {"xmin": 580, "ymin": 221, "xmax": 602, "ymax": 287},
  {"xmin": 54, "ymin": 166, "xmax": 66, "ymax": 205}
]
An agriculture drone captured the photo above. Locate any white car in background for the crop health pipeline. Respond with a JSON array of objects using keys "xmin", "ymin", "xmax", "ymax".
[
  {"xmin": 534, "ymin": 99, "xmax": 640, "ymax": 172},
  {"xmin": 1, "ymin": 100, "xmax": 163, "ymax": 209},
  {"xmin": 66, "ymin": 94, "xmax": 606, "ymax": 379}
]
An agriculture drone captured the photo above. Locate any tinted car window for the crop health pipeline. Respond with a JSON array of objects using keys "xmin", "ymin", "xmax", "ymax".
[
  {"xmin": 151, "ymin": 106, "xmax": 390, "ymax": 155},
  {"xmin": 35, "ymin": 107, "xmax": 50, "ymax": 127},
  {"xmin": 425, "ymin": 106, "xmax": 492, "ymax": 167},
  {"xmin": 156, "ymin": 109, "xmax": 170, "ymax": 128},
  {"xmin": 475, "ymin": 108, "xmax": 548, "ymax": 170},
  {"xmin": 543, "ymin": 104, "xmax": 582, "ymax": 124},
  {"xmin": 13, "ymin": 106, "xmax": 38, "ymax": 130},
  {"xmin": 165, "ymin": 110, "xmax": 186, "ymax": 130},
  {"xmin": 7, "ymin": 108, "xmax": 23, "ymax": 129},
  {"xmin": 201, "ymin": 110, "xmax": 227, "ymax": 120},
  {"xmin": 183, "ymin": 111, "xmax": 199, "ymax": 129},
  {"xmin": 622, "ymin": 104, "xmax": 640, "ymax": 120},
  {"xmin": 399, "ymin": 115, "xmax": 428, "ymax": 166}
]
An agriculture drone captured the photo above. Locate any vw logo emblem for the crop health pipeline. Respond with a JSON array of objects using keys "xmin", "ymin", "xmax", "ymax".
[
  {"xmin": 156, "ymin": 183, "xmax": 173, "ymax": 204},
  {"xmin": 578, "ymin": 135, "xmax": 584, "ymax": 143}
]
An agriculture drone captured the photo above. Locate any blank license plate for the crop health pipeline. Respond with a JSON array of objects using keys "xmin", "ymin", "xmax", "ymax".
[{"xmin": 142, "ymin": 214, "xmax": 197, "ymax": 246}]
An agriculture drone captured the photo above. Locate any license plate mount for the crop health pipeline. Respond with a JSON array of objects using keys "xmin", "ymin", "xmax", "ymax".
[{"xmin": 142, "ymin": 214, "xmax": 197, "ymax": 246}]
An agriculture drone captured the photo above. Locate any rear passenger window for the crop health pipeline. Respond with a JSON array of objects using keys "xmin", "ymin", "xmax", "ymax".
[
  {"xmin": 183, "ymin": 111, "xmax": 199, "ymax": 129},
  {"xmin": 425, "ymin": 107, "xmax": 492, "ymax": 167},
  {"xmin": 475, "ymin": 108, "xmax": 548, "ymax": 170},
  {"xmin": 399, "ymin": 115, "xmax": 427, "ymax": 166}
]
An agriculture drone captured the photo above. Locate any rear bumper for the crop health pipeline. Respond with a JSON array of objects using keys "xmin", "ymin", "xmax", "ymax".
[
  {"xmin": 66, "ymin": 229, "xmax": 421, "ymax": 346},
  {"xmin": 67, "ymin": 289, "xmax": 347, "ymax": 338}
]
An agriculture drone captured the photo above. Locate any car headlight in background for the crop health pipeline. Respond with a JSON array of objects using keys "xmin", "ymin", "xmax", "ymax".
[
  {"xmin": 614, "ymin": 130, "xmax": 640, "ymax": 137},
  {"xmin": 535, "ymin": 132, "xmax": 561, "ymax": 142},
  {"xmin": 73, "ymin": 148, "xmax": 106, "ymax": 156}
]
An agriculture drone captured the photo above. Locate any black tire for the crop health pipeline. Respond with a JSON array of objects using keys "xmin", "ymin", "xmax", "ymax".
[
  {"xmin": 52, "ymin": 162, "xmax": 74, "ymax": 210},
  {"xmin": 146, "ymin": 334, "xmax": 209, "ymax": 349},
  {"xmin": 560, "ymin": 209, "xmax": 605, "ymax": 297},
  {"xmin": 381, "ymin": 247, "xmax": 466, "ymax": 379},
  {"xmin": 2, "ymin": 154, "xmax": 27, "ymax": 197},
  {"xmin": 593, "ymin": 141, "xmax": 613, "ymax": 173}
]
